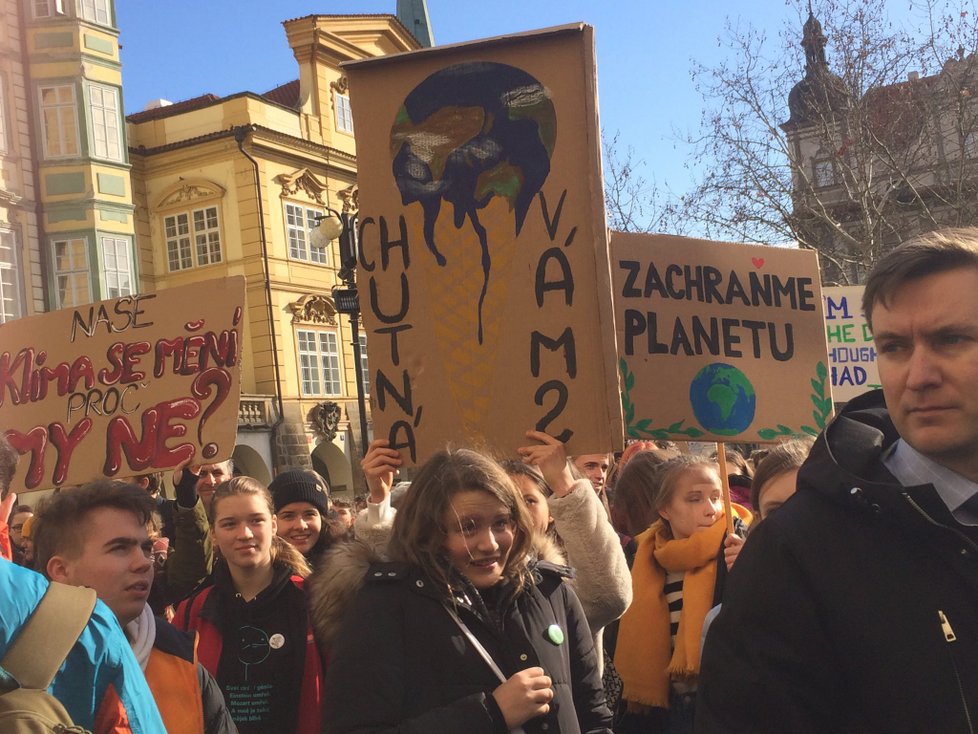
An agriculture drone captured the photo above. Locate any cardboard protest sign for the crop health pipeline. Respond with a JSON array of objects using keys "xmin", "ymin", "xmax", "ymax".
[
  {"xmin": 344, "ymin": 24, "xmax": 624, "ymax": 463},
  {"xmin": 823, "ymin": 285, "xmax": 880, "ymax": 402},
  {"xmin": 0, "ymin": 277, "xmax": 245, "ymax": 493},
  {"xmin": 613, "ymin": 232, "xmax": 832, "ymax": 443}
]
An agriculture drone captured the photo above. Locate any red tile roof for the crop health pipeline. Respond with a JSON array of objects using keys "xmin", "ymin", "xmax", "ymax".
[
  {"xmin": 126, "ymin": 94, "xmax": 221, "ymax": 123},
  {"xmin": 262, "ymin": 79, "xmax": 300, "ymax": 109}
]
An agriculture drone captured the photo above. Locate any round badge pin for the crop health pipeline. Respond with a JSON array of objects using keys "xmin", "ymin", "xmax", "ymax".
[
  {"xmin": 546, "ymin": 624, "xmax": 564, "ymax": 646},
  {"xmin": 269, "ymin": 633, "xmax": 285, "ymax": 650}
]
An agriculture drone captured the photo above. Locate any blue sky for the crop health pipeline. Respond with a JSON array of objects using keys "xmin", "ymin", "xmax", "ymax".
[{"xmin": 115, "ymin": 1, "xmax": 904, "ymax": 216}]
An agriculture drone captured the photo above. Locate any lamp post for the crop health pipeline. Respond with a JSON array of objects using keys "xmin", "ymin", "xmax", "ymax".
[{"xmin": 312, "ymin": 208, "xmax": 369, "ymax": 458}]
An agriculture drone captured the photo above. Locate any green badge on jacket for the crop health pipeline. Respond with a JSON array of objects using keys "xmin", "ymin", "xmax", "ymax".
[{"xmin": 546, "ymin": 624, "xmax": 564, "ymax": 646}]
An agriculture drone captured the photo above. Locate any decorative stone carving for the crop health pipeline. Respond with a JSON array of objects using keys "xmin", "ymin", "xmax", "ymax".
[
  {"xmin": 330, "ymin": 76, "xmax": 350, "ymax": 95},
  {"xmin": 337, "ymin": 184, "xmax": 359, "ymax": 215},
  {"xmin": 156, "ymin": 179, "xmax": 225, "ymax": 210},
  {"xmin": 0, "ymin": 190, "xmax": 23, "ymax": 207},
  {"xmin": 312, "ymin": 401, "xmax": 342, "ymax": 442},
  {"xmin": 288, "ymin": 294, "xmax": 338, "ymax": 325},
  {"xmin": 275, "ymin": 168, "xmax": 327, "ymax": 205}
]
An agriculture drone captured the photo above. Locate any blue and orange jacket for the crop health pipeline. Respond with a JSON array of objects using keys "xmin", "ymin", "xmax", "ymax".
[{"xmin": 0, "ymin": 559, "xmax": 166, "ymax": 733}]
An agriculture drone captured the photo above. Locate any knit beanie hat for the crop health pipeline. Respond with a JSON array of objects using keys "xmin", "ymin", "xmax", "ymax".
[{"xmin": 268, "ymin": 468, "xmax": 331, "ymax": 515}]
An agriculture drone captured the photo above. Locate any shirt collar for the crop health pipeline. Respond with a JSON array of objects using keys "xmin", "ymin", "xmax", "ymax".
[{"xmin": 882, "ymin": 438, "xmax": 978, "ymax": 514}]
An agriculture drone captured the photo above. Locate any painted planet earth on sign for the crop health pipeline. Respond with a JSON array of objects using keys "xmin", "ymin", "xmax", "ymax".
[
  {"xmin": 689, "ymin": 363, "xmax": 757, "ymax": 436},
  {"xmin": 390, "ymin": 61, "xmax": 557, "ymax": 343}
]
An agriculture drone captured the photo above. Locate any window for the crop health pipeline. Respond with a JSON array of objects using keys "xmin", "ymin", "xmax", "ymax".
[
  {"xmin": 52, "ymin": 237, "xmax": 91, "ymax": 308},
  {"xmin": 88, "ymin": 84, "xmax": 122, "ymax": 161},
  {"xmin": 297, "ymin": 329, "xmax": 342, "ymax": 396},
  {"xmin": 76, "ymin": 0, "xmax": 110, "ymax": 24},
  {"xmin": 358, "ymin": 333, "xmax": 370, "ymax": 395},
  {"xmin": 812, "ymin": 158, "xmax": 836, "ymax": 188},
  {"xmin": 39, "ymin": 85, "xmax": 79, "ymax": 159},
  {"xmin": 335, "ymin": 93, "xmax": 353, "ymax": 134},
  {"xmin": 164, "ymin": 206, "xmax": 222, "ymax": 271},
  {"xmin": 285, "ymin": 203, "xmax": 328, "ymax": 265},
  {"xmin": 0, "ymin": 229, "xmax": 22, "ymax": 323},
  {"xmin": 100, "ymin": 236, "xmax": 133, "ymax": 297},
  {"xmin": 192, "ymin": 207, "xmax": 222, "ymax": 265},
  {"xmin": 33, "ymin": 0, "xmax": 65, "ymax": 18},
  {"xmin": 812, "ymin": 159, "xmax": 835, "ymax": 187}
]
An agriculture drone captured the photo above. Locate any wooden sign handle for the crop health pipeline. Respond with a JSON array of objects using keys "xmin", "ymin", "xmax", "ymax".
[{"xmin": 716, "ymin": 442, "xmax": 734, "ymax": 535}]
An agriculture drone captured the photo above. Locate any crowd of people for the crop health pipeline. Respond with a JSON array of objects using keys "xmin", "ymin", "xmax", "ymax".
[{"xmin": 1, "ymin": 229, "xmax": 977, "ymax": 733}]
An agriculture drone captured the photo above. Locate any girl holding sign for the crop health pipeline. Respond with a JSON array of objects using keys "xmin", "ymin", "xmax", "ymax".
[
  {"xmin": 320, "ymin": 447, "xmax": 612, "ymax": 734},
  {"xmin": 613, "ymin": 455, "xmax": 751, "ymax": 734}
]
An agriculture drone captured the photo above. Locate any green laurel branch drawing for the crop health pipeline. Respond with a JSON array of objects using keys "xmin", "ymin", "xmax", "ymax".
[
  {"xmin": 756, "ymin": 361, "xmax": 832, "ymax": 440},
  {"xmin": 619, "ymin": 358, "xmax": 706, "ymax": 440}
]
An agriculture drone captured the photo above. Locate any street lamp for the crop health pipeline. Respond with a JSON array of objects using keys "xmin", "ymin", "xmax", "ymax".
[{"xmin": 312, "ymin": 209, "xmax": 369, "ymax": 458}]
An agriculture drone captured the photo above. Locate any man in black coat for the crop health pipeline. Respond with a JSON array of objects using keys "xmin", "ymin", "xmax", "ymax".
[{"xmin": 696, "ymin": 229, "xmax": 978, "ymax": 733}]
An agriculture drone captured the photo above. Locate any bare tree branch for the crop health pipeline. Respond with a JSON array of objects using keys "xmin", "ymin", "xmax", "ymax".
[
  {"xmin": 602, "ymin": 131, "xmax": 687, "ymax": 235},
  {"xmin": 682, "ymin": 0, "xmax": 978, "ymax": 284}
]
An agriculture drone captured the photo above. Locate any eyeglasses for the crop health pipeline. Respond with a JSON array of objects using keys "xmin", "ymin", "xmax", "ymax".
[{"xmin": 446, "ymin": 517, "xmax": 516, "ymax": 539}]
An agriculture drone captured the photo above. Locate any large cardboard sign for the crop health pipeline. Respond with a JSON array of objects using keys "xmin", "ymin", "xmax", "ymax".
[
  {"xmin": 0, "ymin": 277, "xmax": 245, "ymax": 493},
  {"xmin": 823, "ymin": 285, "xmax": 880, "ymax": 402},
  {"xmin": 345, "ymin": 24, "xmax": 624, "ymax": 463},
  {"xmin": 613, "ymin": 232, "xmax": 832, "ymax": 443}
]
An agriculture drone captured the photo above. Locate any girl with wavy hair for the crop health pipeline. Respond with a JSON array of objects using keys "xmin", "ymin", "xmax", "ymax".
[{"xmin": 321, "ymin": 447, "xmax": 612, "ymax": 734}]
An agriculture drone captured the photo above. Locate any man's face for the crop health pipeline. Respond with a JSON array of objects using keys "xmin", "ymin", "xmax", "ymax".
[
  {"xmin": 195, "ymin": 462, "xmax": 230, "ymax": 511},
  {"xmin": 327, "ymin": 506, "xmax": 354, "ymax": 539},
  {"xmin": 9, "ymin": 510, "xmax": 32, "ymax": 549},
  {"xmin": 49, "ymin": 507, "xmax": 154, "ymax": 626},
  {"xmin": 873, "ymin": 268, "xmax": 978, "ymax": 480},
  {"xmin": 573, "ymin": 454, "xmax": 611, "ymax": 492}
]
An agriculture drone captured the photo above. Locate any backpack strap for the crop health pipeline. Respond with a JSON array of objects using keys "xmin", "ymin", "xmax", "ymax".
[
  {"xmin": 181, "ymin": 585, "xmax": 211, "ymax": 632},
  {"xmin": 1, "ymin": 582, "xmax": 97, "ymax": 690}
]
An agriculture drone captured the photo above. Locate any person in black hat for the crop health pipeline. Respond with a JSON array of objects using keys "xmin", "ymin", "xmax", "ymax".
[{"xmin": 269, "ymin": 468, "xmax": 334, "ymax": 568}]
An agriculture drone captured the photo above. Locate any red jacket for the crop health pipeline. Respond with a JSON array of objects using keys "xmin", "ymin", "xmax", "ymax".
[{"xmin": 174, "ymin": 575, "xmax": 322, "ymax": 734}]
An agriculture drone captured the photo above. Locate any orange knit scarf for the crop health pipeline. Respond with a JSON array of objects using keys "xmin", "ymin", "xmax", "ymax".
[{"xmin": 614, "ymin": 506, "xmax": 750, "ymax": 710}]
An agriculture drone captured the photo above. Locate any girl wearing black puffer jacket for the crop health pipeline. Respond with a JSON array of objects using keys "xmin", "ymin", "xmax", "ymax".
[{"xmin": 321, "ymin": 447, "xmax": 612, "ymax": 734}]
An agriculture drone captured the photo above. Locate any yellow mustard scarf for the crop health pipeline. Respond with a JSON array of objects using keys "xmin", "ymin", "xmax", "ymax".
[{"xmin": 614, "ymin": 505, "xmax": 751, "ymax": 710}]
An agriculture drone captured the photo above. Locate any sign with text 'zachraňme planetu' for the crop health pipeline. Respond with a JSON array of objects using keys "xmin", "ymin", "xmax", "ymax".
[{"xmin": 613, "ymin": 232, "xmax": 832, "ymax": 443}]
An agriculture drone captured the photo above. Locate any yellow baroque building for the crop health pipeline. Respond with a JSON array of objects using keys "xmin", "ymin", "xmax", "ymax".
[{"xmin": 127, "ymin": 15, "xmax": 421, "ymax": 495}]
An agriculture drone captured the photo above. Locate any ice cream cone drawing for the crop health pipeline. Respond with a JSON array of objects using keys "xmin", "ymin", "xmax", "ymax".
[{"xmin": 420, "ymin": 198, "xmax": 519, "ymax": 435}]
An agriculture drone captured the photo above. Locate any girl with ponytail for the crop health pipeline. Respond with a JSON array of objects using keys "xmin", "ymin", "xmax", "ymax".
[{"xmin": 174, "ymin": 476, "xmax": 322, "ymax": 734}]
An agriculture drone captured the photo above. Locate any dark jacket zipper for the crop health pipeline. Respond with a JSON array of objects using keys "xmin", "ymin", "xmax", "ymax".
[
  {"xmin": 938, "ymin": 610, "xmax": 975, "ymax": 734},
  {"xmin": 901, "ymin": 492, "xmax": 978, "ymax": 554}
]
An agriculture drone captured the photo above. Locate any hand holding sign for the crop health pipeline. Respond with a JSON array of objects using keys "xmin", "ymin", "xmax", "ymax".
[
  {"xmin": 360, "ymin": 439, "xmax": 402, "ymax": 504},
  {"xmin": 517, "ymin": 430, "xmax": 575, "ymax": 498}
]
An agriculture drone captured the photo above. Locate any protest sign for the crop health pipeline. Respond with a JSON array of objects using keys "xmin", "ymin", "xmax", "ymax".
[
  {"xmin": 0, "ymin": 277, "xmax": 245, "ymax": 493},
  {"xmin": 613, "ymin": 232, "xmax": 832, "ymax": 443},
  {"xmin": 823, "ymin": 285, "xmax": 880, "ymax": 402},
  {"xmin": 344, "ymin": 24, "xmax": 624, "ymax": 462}
]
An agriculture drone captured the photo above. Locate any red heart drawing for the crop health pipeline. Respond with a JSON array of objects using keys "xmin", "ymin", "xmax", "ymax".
[{"xmin": 751, "ymin": 257, "xmax": 765, "ymax": 268}]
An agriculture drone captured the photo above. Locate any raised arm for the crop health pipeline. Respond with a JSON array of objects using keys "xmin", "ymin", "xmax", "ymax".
[{"xmin": 518, "ymin": 431, "xmax": 632, "ymax": 632}]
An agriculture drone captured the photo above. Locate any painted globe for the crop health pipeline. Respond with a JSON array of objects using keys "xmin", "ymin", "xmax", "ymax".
[{"xmin": 689, "ymin": 363, "xmax": 756, "ymax": 436}]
